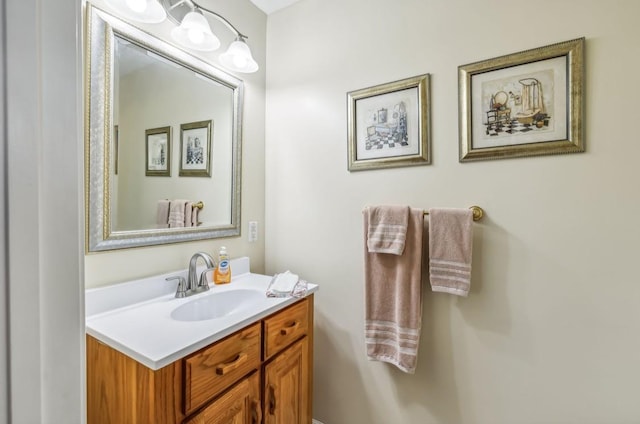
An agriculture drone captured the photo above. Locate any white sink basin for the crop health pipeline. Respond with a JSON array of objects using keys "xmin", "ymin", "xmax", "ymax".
[
  {"xmin": 86, "ymin": 257, "xmax": 318, "ymax": 370},
  {"xmin": 170, "ymin": 289, "xmax": 265, "ymax": 322}
]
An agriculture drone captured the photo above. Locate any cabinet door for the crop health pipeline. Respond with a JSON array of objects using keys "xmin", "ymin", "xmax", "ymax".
[
  {"xmin": 263, "ymin": 338, "xmax": 310, "ymax": 424},
  {"xmin": 184, "ymin": 372, "xmax": 261, "ymax": 424}
]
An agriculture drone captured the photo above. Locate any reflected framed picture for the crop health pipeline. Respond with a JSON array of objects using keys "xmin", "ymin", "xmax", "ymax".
[
  {"xmin": 179, "ymin": 119, "xmax": 212, "ymax": 177},
  {"xmin": 145, "ymin": 126, "xmax": 171, "ymax": 176},
  {"xmin": 347, "ymin": 74, "xmax": 431, "ymax": 171},
  {"xmin": 459, "ymin": 37, "xmax": 585, "ymax": 162}
]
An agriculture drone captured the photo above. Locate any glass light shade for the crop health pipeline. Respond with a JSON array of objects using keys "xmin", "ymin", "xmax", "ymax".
[
  {"xmin": 126, "ymin": 0, "xmax": 146, "ymax": 13},
  {"xmin": 219, "ymin": 39, "xmax": 259, "ymax": 73},
  {"xmin": 105, "ymin": 0, "xmax": 166, "ymax": 23},
  {"xmin": 171, "ymin": 11, "xmax": 221, "ymax": 52}
]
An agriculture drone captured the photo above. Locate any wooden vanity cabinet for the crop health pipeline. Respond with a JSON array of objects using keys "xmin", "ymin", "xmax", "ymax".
[
  {"xmin": 262, "ymin": 299, "xmax": 311, "ymax": 424},
  {"xmin": 87, "ymin": 295, "xmax": 313, "ymax": 424},
  {"xmin": 86, "ymin": 334, "xmax": 185, "ymax": 423}
]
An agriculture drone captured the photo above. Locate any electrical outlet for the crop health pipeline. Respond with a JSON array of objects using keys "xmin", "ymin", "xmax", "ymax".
[{"xmin": 248, "ymin": 221, "xmax": 258, "ymax": 242}]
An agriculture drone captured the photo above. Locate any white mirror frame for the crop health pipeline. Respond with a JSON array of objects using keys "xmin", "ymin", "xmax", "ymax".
[{"xmin": 85, "ymin": 4, "xmax": 243, "ymax": 252}]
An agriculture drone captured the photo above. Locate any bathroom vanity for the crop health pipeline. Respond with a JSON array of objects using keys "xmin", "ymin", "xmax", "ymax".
[
  {"xmin": 86, "ymin": 258, "xmax": 316, "ymax": 424},
  {"xmin": 83, "ymin": 6, "xmax": 313, "ymax": 422}
]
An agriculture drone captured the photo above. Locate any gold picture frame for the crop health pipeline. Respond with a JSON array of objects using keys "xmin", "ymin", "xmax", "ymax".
[
  {"xmin": 347, "ymin": 74, "xmax": 431, "ymax": 171},
  {"xmin": 179, "ymin": 119, "xmax": 212, "ymax": 177},
  {"xmin": 459, "ymin": 37, "xmax": 585, "ymax": 162},
  {"xmin": 145, "ymin": 126, "xmax": 171, "ymax": 177}
]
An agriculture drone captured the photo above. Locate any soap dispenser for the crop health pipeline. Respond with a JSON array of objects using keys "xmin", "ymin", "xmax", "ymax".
[{"xmin": 213, "ymin": 246, "xmax": 231, "ymax": 284}]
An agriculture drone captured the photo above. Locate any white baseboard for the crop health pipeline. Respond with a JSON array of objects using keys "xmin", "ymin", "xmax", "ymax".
[{"xmin": 312, "ymin": 420, "xmax": 325, "ymax": 424}]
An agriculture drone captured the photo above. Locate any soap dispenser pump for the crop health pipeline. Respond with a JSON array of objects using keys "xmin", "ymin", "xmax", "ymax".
[{"xmin": 213, "ymin": 246, "xmax": 231, "ymax": 284}]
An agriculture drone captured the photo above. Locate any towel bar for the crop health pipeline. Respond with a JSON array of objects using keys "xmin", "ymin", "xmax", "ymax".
[
  {"xmin": 423, "ymin": 206, "xmax": 484, "ymax": 222},
  {"xmin": 193, "ymin": 201, "xmax": 204, "ymax": 210}
]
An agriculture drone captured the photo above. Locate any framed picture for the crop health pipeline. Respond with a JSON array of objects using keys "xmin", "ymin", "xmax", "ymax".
[
  {"xmin": 347, "ymin": 74, "xmax": 431, "ymax": 171},
  {"xmin": 459, "ymin": 37, "xmax": 585, "ymax": 162},
  {"xmin": 179, "ymin": 120, "xmax": 212, "ymax": 177},
  {"xmin": 145, "ymin": 126, "xmax": 171, "ymax": 176}
]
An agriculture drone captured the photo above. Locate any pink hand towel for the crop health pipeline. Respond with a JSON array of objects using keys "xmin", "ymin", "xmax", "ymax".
[
  {"xmin": 168, "ymin": 199, "xmax": 188, "ymax": 228},
  {"xmin": 191, "ymin": 204, "xmax": 199, "ymax": 227},
  {"xmin": 156, "ymin": 199, "xmax": 170, "ymax": 228},
  {"xmin": 184, "ymin": 201, "xmax": 193, "ymax": 227},
  {"xmin": 428, "ymin": 208, "xmax": 474, "ymax": 297},
  {"xmin": 364, "ymin": 207, "xmax": 423, "ymax": 374},
  {"xmin": 366, "ymin": 205, "xmax": 410, "ymax": 255}
]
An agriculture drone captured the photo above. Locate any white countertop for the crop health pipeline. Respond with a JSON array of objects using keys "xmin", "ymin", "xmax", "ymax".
[{"xmin": 86, "ymin": 257, "xmax": 318, "ymax": 370}]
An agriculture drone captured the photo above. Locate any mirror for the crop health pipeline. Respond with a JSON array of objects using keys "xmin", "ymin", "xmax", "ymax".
[{"xmin": 85, "ymin": 5, "xmax": 243, "ymax": 251}]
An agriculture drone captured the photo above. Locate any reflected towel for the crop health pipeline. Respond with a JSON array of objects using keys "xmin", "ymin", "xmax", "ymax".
[
  {"xmin": 184, "ymin": 202, "xmax": 193, "ymax": 227},
  {"xmin": 366, "ymin": 205, "xmax": 410, "ymax": 255},
  {"xmin": 156, "ymin": 200, "xmax": 170, "ymax": 228},
  {"xmin": 364, "ymin": 207, "xmax": 423, "ymax": 374},
  {"xmin": 428, "ymin": 208, "xmax": 473, "ymax": 297},
  {"xmin": 191, "ymin": 204, "xmax": 199, "ymax": 227},
  {"xmin": 168, "ymin": 199, "xmax": 188, "ymax": 228}
]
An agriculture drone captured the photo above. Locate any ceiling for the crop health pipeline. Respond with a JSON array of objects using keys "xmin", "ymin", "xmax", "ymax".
[{"xmin": 249, "ymin": 0, "xmax": 301, "ymax": 14}]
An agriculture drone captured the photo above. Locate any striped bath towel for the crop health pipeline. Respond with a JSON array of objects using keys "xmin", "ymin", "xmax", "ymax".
[
  {"xmin": 428, "ymin": 208, "xmax": 473, "ymax": 297},
  {"xmin": 364, "ymin": 207, "xmax": 423, "ymax": 374},
  {"xmin": 366, "ymin": 205, "xmax": 410, "ymax": 255}
]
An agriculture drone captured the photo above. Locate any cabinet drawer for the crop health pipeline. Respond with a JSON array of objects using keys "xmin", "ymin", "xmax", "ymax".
[
  {"xmin": 264, "ymin": 298, "xmax": 309, "ymax": 360},
  {"xmin": 184, "ymin": 323, "xmax": 261, "ymax": 415}
]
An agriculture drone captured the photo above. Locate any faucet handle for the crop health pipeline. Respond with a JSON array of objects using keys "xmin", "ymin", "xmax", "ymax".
[
  {"xmin": 166, "ymin": 276, "xmax": 188, "ymax": 298},
  {"xmin": 195, "ymin": 267, "xmax": 216, "ymax": 292}
]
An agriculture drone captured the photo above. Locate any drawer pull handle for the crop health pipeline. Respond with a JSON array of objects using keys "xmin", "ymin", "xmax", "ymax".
[
  {"xmin": 268, "ymin": 384, "xmax": 277, "ymax": 415},
  {"xmin": 215, "ymin": 353, "xmax": 248, "ymax": 376},
  {"xmin": 280, "ymin": 320, "xmax": 300, "ymax": 336}
]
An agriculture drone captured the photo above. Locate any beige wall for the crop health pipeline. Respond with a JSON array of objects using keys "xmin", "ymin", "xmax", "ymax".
[
  {"xmin": 265, "ymin": 0, "xmax": 640, "ymax": 423},
  {"xmin": 84, "ymin": 0, "xmax": 267, "ymax": 288}
]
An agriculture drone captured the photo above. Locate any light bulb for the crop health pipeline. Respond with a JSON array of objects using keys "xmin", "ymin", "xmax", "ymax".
[
  {"xmin": 188, "ymin": 27, "xmax": 204, "ymax": 45},
  {"xmin": 233, "ymin": 55, "xmax": 247, "ymax": 69},
  {"xmin": 125, "ymin": 0, "xmax": 147, "ymax": 13}
]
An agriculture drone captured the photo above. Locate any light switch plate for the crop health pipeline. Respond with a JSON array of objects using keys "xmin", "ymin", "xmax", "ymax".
[{"xmin": 248, "ymin": 221, "xmax": 258, "ymax": 242}]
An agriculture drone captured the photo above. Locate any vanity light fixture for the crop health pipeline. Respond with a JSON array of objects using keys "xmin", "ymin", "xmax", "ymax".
[
  {"xmin": 106, "ymin": 0, "xmax": 259, "ymax": 73},
  {"xmin": 105, "ymin": 0, "xmax": 167, "ymax": 23},
  {"xmin": 162, "ymin": 0, "xmax": 259, "ymax": 73}
]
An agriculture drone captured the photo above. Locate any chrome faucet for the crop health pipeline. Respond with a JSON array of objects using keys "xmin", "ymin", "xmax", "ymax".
[
  {"xmin": 166, "ymin": 252, "xmax": 217, "ymax": 298},
  {"xmin": 166, "ymin": 275, "xmax": 188, "ymax": 298},
  {"xmin": 187, "ymin": 251, "xmax": 217, "ymax": 293}
]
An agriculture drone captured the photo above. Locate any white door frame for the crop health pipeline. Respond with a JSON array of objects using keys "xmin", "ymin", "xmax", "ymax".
[{"xmin": 5, "ymin": 0, "xmax": 85, "ymax": 422}]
